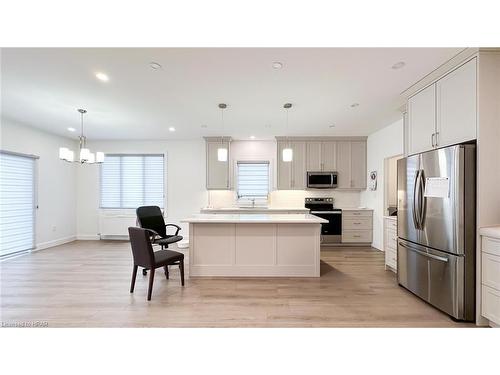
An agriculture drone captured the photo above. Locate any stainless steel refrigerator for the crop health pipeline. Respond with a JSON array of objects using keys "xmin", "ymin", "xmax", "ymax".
[{"xmin": 397, "ymin": 143, "xmax": 476, "ymax": 321}]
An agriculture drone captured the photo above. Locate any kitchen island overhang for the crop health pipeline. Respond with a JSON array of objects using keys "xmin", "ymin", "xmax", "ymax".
[{"xmin": 181, "ymin": 214, "xmax": 328, "ymax": 278}]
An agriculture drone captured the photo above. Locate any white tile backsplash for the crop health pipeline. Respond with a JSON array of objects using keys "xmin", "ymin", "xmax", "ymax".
[{"xmin": 207, "ymin": 189, "xmax": 361, "ymax": 209}]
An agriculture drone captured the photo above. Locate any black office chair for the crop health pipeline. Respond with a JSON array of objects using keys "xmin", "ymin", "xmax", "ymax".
[
  {"xmin": 136, "ymin": 206, "xmax": 184, "ymax": 276},
  {"xmin": 128, "ymin": 227, "xmax": 185, "ymax": 301}
]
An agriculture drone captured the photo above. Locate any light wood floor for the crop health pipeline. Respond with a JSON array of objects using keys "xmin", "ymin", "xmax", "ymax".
[{"xmin": 0, "ymin": 240, "xmax": 475, "ymax": 327}]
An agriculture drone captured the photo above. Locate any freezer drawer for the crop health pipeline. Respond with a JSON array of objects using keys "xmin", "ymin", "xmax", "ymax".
[{"xmin": 397, "ymin": 239, "xmax": 474, "ymax": 321}]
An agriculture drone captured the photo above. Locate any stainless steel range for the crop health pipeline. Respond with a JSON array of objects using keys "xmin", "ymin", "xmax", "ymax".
[{"xmin": 305, "ymin": 197, "xmax": 341, "ymax": 244}]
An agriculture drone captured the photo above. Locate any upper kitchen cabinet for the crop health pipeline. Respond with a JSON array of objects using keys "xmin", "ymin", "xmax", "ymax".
[
  {"xmin": 277, "ymin": 140, "xmax": 306, "ymax": 190},
  {"xmin": 436, "ymin": 58, "xmax": 477, "ymax": 147},
  {"xmin": 407, "ymin": 58, "xmax": 477, "ymax": 156},
  {"xmin": 336, "ymin": 141, "xmax": 351, "ymax": 189},
  {"xmin": 336, "ymin": 140, "xmax": 367, "ymax": 190},
  {"xmin": 306, "ymin": 141, "xmax": 322, "ymax": 171},
  {"xmin": 291, "ymin": 141, "xmax": 307, "ymax": 189},
  {"xmin": 306, "ymin": 141, "xmax": 336, "ymax": 171},
  {"xmin": 350, "ymin": 141, "xmax": 367, "ymax": 189},
  {"xmin": 205, "ymin": 137, "xmax": 231, "ymax": 190},
  {"xmin": 277, "ymin": 141, "xmax": 293, "ymax": 189},
  {"xmin": 408, "ymin": 83, "xmax": 436, "ymax": 155}
]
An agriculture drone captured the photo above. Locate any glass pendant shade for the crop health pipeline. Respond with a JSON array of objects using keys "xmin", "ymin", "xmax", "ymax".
[
  {"xmin": 217, "ymin": 147, "xmax": 228, "ymax": 162},
  {"xmin": 80, "ymin": 148, "xmax": 90, "ymax": 162},
  {"xmin": 66, "ymin": 150, "xmax": 75, "ymax": 162},
  {"xmin": 282, "ymin": 147, "xmax": 293, "ymax": 162},
  {"xmin": 96, "ymin": 152, "xmax": 105, "ymax": 163},
  {"xmin": 59, "ymin": 147, "xmax": 75, "ymax": 162}
]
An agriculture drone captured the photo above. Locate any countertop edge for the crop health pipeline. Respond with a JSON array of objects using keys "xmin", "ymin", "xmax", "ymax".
[{"xmin": 479, "ymin": 225, "xmax": 500, "ymax": 239}]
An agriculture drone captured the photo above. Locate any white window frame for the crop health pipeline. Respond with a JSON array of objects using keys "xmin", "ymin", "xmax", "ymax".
[
  {"xmin": 235, "ymin": 160, "xmax": 271, "ymax": 205},
  {"xmin": 99, "ymin": 153, "xmax": 166, "ymax": 210}
]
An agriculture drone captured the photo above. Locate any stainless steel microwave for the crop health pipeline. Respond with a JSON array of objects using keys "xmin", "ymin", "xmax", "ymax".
[{"xmin": 307, "ymin": 171, "xmax": 338, "ymax": 189}]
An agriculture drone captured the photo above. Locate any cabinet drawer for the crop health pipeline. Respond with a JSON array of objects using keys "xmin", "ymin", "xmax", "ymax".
[
  {"xmin": 482, "ymin": 285, "xmax": 500, "ymax": 325},
  {"xmin": 482, "ymin": 236, "xmax": 500, "ymax": 257},
  {"xmin": 342, "ymin": 230, "xmax": 372, "ymax": 243},
  {"xmin": 343, "ymin": 217, "xmax": 372, "ymax": 230},
  {"xmin": 386, "ymin": 219, "xmax": 397, "ymax": 230},
  {"xmin": 482, "ymin": 253, "xmax": 500, "ymax": 290},
  {"xmin": 342, "ymin": 210, "xmax": 372, "ymax": 218}
]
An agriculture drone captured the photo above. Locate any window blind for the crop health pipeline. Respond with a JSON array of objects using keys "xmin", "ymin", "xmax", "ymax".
[
  {"xmin": 0, "ymin": 151, "xmax": 35, "ymax": 256},
  {"xmin": 237, "ymin": 162, "xmax": 270, "ymax": 201},
  {"xmin": 100, "ymin": 154, "xmax": 164, "ymax": 209}
]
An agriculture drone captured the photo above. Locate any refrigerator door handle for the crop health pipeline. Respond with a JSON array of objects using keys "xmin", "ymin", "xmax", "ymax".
[
  {"xmin": 398, "ymin": 241, "xmax": 449, "ymax": 263},
  {"xmin": 412, "ymin": 170, "xmax": 420, "ymax": 229},
  {"xmin": 418, "ymin": 170, "xmax": 426, "ymax": 228}
]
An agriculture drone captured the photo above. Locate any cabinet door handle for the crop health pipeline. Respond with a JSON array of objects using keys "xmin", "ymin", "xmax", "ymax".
[
  {"xmin": 435, "ymin": 132, "xmax": 439, "ymax": 147},
  {"xmin": 431, "ymin": 133, "xmax": 435, "ymax": 147}
]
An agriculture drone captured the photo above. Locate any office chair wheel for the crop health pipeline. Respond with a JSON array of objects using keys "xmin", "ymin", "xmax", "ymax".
[{"xmin": 142, "ymin": 269, "xmax": 148, "ymax": 276}]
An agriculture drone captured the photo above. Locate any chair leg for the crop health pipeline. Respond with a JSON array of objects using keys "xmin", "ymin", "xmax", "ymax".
[
  {"xmin": 179, "ymin": 260, "xmax": 185, "ymax": 286},
  {"xmin": 130, "ymin": 265, "xmax": 138, "ymax": 293},
  {"xmin": 147, "ymin": 269, "xmax": 155, "ymax": 301},
  {"xmin": 142, "ymin": 268, "xmax": 147, "ymax": 276},
  {"xmin": 164, "ymin": 265, "xmax": 169, "ymax": 279}
]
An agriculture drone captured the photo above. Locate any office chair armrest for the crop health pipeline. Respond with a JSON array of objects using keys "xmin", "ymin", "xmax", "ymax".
[
  {"xmin": 144, "ymin": 228, "xmax": 160, "ymax": 241},
  {"xmin": 165, "ymin": 224, "xmax": 181, "ymax": 236}
]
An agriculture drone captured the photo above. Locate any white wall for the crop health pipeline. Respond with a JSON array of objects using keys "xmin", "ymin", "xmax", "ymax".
[
  {"xmin": 360, "ymin": 118, "xmax": 404, "ymax": 250},
  {"xmin": 76, "ymin": 139, "xmax": 207, "ymax": 239},
  {"xmin": 0, "ymin": 118, "xmax": 78, "ymax": 249}
]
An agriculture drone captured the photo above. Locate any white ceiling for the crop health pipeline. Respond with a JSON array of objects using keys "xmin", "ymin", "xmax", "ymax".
[{"xmin": 1, "ymin": 48, "xmax": 463, "ymax": 140}]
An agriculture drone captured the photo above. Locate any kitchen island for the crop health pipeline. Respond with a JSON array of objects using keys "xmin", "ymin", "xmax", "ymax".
[{"xmin": 181, "ymin": 214, "xmax": 328, "ymax": 277}]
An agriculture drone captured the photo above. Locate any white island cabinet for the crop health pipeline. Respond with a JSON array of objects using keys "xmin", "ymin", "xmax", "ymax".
[{"xmin": 182, "ymin": 214, "xmax": 327, "ymax": 277}]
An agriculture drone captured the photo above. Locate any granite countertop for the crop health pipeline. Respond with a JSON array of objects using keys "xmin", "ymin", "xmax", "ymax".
[
  {"xmin": 182, "ymin": 213, "xmax": 328, "ymax": 224},
  {"xmin": 479, "ymin": 225, "xmax": 500, "ymax": 239}
]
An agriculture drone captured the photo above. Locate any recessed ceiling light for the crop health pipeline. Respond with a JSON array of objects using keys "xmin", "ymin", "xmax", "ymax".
[
  {"xmin": 150, "ymin": 62, "xmax": 162, "ymax": 70},
  {"xmin": 168, "ymin": 127, "xmax": 176, "ymax": 132},
  {"xmin": 272, "ymin": 62, "xmax": 283, "ymax": 69},
  {"xmin": 250, "ymin": 135, "xmax": 256, "ymax": 140},
  {"xmin": 392, "ymin": 61, "xmax": 406, "ymax": 70},
  {"xmin": 95, "ymin": 72, "xmax": 109, "ymax": 82},
  {"xmin": 329, "ymin": 125, "xmax": 336, "ymax": 128},
  {"xmin": 265, "ymin": 124, "xmax": 272, "ymax": 128},
  {"xmin": 201, "ymin": 124, "xmax": 207, "ymax": 128},
  {"xmin": 67, "ymin": 127, "xmax": 76, "ymax": 132},
  {"xmin": 350, "ymin": 103, "xmax": 360, "ymax": 108}
]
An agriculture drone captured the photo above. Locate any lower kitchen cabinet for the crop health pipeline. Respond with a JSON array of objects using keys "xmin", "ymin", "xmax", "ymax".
[
  {"xmin": 341, "ymin": 210, "xmax": 373, "ymax": 244},
  {"xmin": 384, "ymin": 216, "xmax": 398, "ymax": 272},
  {"xmin": 480, "ymin": 230, "xmax": 500, "ymax": 326}
]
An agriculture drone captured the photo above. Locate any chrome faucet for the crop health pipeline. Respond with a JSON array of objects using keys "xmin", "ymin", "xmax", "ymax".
[{"xmin": 251, "ymin": 198, "xmax": 255, "ymax": 208}]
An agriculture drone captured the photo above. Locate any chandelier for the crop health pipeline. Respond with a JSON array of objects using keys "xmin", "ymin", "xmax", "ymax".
[{"xmin": 59, "ymin": 109, "xmax": 104, "ymax": 164}]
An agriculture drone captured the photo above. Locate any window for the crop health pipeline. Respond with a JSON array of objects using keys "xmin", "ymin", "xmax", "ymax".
[
  {"xmin": 0, "ymin": 151, "xmax": 36, "ymax": 257},
  {"xmin": 100, "ymin": 154, "xmax": 164, "ymax": 209},
  {"xmin": 236, "ymin": 161, "xmax": 270, "ymax": 203}
]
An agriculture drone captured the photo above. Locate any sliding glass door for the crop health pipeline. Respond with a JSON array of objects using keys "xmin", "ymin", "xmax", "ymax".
[{"xmin": 0, "ymin": 151, "xmax": 36, "ymax": 257}]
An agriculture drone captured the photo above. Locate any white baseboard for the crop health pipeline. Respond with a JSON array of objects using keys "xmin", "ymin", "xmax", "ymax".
[
  {"xmin": 76, "ymin": 234, "xmax": 101, "ymax": 240},
  {"xmin": 35, "ymin": 235, "xmax": 76, "ymax": 251}
]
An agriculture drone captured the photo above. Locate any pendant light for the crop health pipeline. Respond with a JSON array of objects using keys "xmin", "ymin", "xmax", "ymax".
[
  {"xmin": 217, "ymin": 103, "xmax": 228, "ymax": 162},
  {"xmin": 59, "ymin": 109, "xmax": 104, "ymax": 164},
  {"xmin": 282, "ymin": 103, "xmax": 293, "ymax": 162}
]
